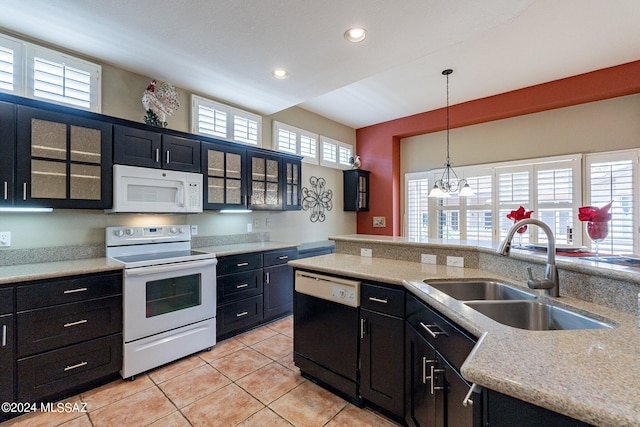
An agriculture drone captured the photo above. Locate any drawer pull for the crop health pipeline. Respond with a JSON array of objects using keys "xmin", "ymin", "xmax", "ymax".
[
  {"xmin": 63, "ymin": 287, "xmax": 88, "ymax": 294},
  {"xmin": 236, "ymin": 283, "xmax": 249, "ymax": 289},
  {"xmin": 278, "ymin": 255, "xmax": 289, "ymax": 260},
  {"xmin": 2, "ymin": 324, "xmax": 6, "ymax": 347},
  {"xmin": 368, "ymin": 297, "xmax": 388, "ymax": 304},
  {"xmin": 236, "ymin": 311, "xmax": 249, "ymax": 317},
  {"xmin": 64, "ymin": 361, "xmax": 88, "ymax": 371},
  {"xmin": 64, "ymin": 319, "xmax": 88, "ymax": 328},
  {"xmin": 420, "ymin": 322, "xmax": 447, "ymax": 338},
  {"xmin": 236, "ymin": 262, "xmax": 249, "ymax": 267}
]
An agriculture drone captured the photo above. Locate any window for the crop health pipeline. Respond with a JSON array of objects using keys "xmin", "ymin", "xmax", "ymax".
[
  {"xmin": 1, "ymin": 32, "xmax": 101, "ymax": 112},
  {"xmin": 320, "ymin": 136, "xmax": 353, "ymax": 169},
  {"xmin": 273, "ymin": 121, "xmax": 318, "ymax": 164},
  {"xmin": 585, "ymin": 150, "xmax": 638, "ymax": 254},
  {"xmin": 405, "ymin": 173, "xmax": 429, "ymax": 239},
  {"xmin": 192, "ymin": 95, "xmax": 262, "ymax": 146},
  {"xmin": 406, "ymin": 154, "xmax": 583, "ymax": 246}
]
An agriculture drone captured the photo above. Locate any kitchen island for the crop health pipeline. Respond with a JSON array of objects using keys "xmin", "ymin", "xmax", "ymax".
[{"xmin": 289, "ymin": 235, "xmax": 640, "ymax": 427}]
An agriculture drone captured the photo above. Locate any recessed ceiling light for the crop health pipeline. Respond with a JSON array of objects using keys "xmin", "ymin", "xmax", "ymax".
[
  {"xmin": 272, "ymin": 68, "xmax": 289, "ymax": 79},
  {"xmin": 344, "ymin": 27, "xmax": 367, "ymax": 43}
]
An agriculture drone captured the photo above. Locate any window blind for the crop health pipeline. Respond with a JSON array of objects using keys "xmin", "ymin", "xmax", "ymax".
[
  {"xmin": 192, "ymin": 95, "xmax": 262, "ymax": 146},
  {"xmin": 233, "ymin": 114, "xmax": 258, "ymax": 145},
  {"xmin": 406, "ymin": 174, "xmax": 429, "ymax": 239},
  {"xmin": 197, "ymin": 104, "xmax": 227, "ymax": 138},
  {"xmin": 33, "ymin": 57, "xmax": 92, "ymax": 109},
  {"xmin": 0, "ymin": 45, "xmax": 13, "ymax": 92},
  {"xmin": 277, "ymin": 127, "xmax": 297, "ymax": 153}
]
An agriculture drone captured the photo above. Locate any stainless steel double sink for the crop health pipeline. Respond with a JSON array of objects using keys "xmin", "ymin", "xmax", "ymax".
[{"xmin": 425, "ymin": 280, "xmax": 613, "ymax": 331}]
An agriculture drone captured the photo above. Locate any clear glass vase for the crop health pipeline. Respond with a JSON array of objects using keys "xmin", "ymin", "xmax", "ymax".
[{"xmin": 586, "ymin": 221, "xmax": 609, "ymax": 260}]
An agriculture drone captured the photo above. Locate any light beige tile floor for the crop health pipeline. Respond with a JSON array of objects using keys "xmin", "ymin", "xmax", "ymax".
[{"xmin": 2, "ymin": 316, "xmax": 401, "ymax": 427}]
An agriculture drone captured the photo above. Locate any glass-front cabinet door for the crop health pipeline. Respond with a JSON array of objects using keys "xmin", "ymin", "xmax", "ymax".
[
  {"xmin": 16, "ymin": 106, "xmax": 112, "ymax": 209},
  {"xmin": 283, "ymin": 157, "xmax": 302, "ymax": 211},
  {"xmin": 201, "ymin": 141, "xmax": 246, "ymax": 210},
  {"xmin": 248, "ymin": 151, "xmax": 282, "ymax": 210}
]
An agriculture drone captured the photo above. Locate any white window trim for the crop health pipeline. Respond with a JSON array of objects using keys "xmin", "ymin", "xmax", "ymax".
[
  {"xmin": 320, "ymin": 135, "xmax": 353, "ymax": 169},
  {"xmin": 1, "ymin": 32, "xmax": 101, "ymax": 112},
  {"xmin": 191, "ymin": 94, "xmax": 262, "ymax": 146},
  {"xmin": 272, "ymin": 121, "xmax": 318, "ymax": 164},
  {"xmin": 584, "ymin": 148, "xmax": 639, "ymax": 254}
]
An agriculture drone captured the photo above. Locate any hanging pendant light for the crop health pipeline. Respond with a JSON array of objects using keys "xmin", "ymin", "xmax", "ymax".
[{"xmin": 428, "ymin": 69, "xmax": 475, "ymax": 198}]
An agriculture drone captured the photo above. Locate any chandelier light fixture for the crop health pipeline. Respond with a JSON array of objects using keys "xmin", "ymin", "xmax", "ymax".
[{"xmin": 428, "ymin": 69, "xmax": 475, "ymax": 198}]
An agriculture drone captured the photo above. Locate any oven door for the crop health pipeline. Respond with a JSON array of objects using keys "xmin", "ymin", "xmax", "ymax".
[{"xmin": 123, "ymin": 258, "xmax": 217, "ymax": 342}]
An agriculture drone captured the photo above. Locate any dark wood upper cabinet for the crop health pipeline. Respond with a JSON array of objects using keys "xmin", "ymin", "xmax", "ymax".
[
  {"xmin": 0, "ymin": 101, "xmax": 16, "ymax": 207},
  {"xmin": 343, "ymin": 169, "xmax": 370, "ymax": 212}
]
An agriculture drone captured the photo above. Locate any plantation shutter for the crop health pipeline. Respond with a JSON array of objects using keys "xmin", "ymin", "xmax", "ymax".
[
  {"xmin": 197, "ymin": 104, "xmax": 228, "ymax": 138},
  {"xmin": 465, "ymin": 174, "xmax": 493, "ymax": 241},
  {"xmin": 0, "ymin": 45, "xmax": 14, "ymax": 92},
  {"xmin": 405, "ymin": 173, "xmax": 429, "ymax": 239},
  {"xmin": 233, "ymin": 114, "xmax": 259, "ymax": 145}
]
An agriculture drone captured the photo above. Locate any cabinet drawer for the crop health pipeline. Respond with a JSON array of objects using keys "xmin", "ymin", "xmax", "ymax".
[
  {"xmin": 0, "ymin": 287, "xmax": 13, "ymax": 315},
  {"xmin": 17, "ymin": 333, "xmax": 122, "ymax": 403},
  {"xmin": 217, "ymin": 252, "xmax": 263, "ymax": 275},
  {"xmin": 218, "ymin": 270, "xmax": 263, "ymax": 303},
  {"xmin": 406, "ymin": 293, "xmax": 476, "ymax": 370},
  {"xmin": 217, "ymin": 295, "xmax": 263, "ymax": 337},
  {"xmin": 361, "ymin": 283, "xmax": 405, "ymax": 317},
  {"xmin": 17, "ymin": 272, "xmax": 122, "ymax": 311},
  {"xmin": 263, "ymin": 247, "xmax": 298, "ymax": 267},
  {"xmin": 17, "ymin": 296, "xmax": 122, "ymax": 357}
]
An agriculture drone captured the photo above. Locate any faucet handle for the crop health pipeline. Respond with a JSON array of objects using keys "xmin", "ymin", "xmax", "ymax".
[
  {"xmin": 526, "ymin": 266, "xmax": 555, "ymax": 291},
  {"xmin": 526, "ymin": 267, "xmax": 534, "ymax": 282}
]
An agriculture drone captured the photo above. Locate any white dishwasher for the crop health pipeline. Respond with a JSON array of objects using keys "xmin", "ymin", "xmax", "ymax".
[{"xmin": 293, "ymin": 270, "xmax": 362, "ymax": 405}]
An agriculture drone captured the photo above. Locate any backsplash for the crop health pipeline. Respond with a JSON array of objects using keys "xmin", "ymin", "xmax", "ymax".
[{"xmin": 0, "ymin": 232, "xmax": 270, "ymax": 266}]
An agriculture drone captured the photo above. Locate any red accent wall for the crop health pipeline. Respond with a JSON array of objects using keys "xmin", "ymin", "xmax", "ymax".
[{"xmin": 355, "ymin": 60, "xmax": 640, "ymax": 236}]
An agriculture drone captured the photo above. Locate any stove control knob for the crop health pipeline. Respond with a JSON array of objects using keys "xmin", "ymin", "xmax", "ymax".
[
  {"xmin": 125, "ymin": 228, "xmax": 135, "ymax": 236},
  {"xmin": 114, "ymin": 229, "xmax": 124, "ymax": 237},
  {"xmin": 179, "ymin": 227, "xmax": 186, "ymax": 234},
  {"xmin": 170, "ymin": 227, "xmax": 178, "ymax": 234}
]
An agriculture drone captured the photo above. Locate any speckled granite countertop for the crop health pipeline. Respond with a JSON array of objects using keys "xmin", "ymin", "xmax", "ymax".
[
  {"xmin": 0, "ymin": 241, "xmax": 300, "ymax": 285},
  {"xmin": 0, "ymin": 258, "xmax": 124, "ymax": 285},
  {"xmin": 197, "ymin": 241, "xmax": 298, "ymax": 257},
  {"xmin": 289, "ymin": 253, "xmax": 640, "ymax": 427}
]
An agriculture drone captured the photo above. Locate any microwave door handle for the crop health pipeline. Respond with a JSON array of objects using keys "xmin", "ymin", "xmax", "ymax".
[{"xmin": 177, "ymin": 183, "xmax": 185, "ymax": 207}]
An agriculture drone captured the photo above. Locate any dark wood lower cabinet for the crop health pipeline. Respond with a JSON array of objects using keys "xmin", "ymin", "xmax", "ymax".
[
  {"xmin": 0, "ymin": 313, "xmax": 14, "ymax": 406},
  {"xmin": 17, "ymin": 334, "xmax": 122, "ymax": 403},
  {"xmin": 263, "ymin": 263, "xmax": 293, "ymax": 321},
  {"xmin": 217, "ymin": 295, "xmax": 264, "ymax": 338},
  {"xmin": 360, "ymin": 308, "xmax": 405, "ymax": 419}
]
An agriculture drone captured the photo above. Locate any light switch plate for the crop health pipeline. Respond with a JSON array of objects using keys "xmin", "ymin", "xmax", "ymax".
[
  {"xmin": 0, "ymin": 231, "xmax": 11, "ymax": 247},
  {"xmin": 446, "ymin": 256, "xmax": 464, "ymax": 268},
  {"xmin": 190, "ymin": 225, "xmax": 198, "ymax": 235},
  {"xmin": 361, "ymin": 248, "xmax": 372, "ymax": 257},
  {"xmin": 421, "ymin": 254, "xmax": 436, "ymax": 264}
]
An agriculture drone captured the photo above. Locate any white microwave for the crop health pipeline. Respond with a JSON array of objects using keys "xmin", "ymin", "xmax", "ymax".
[{"xmin": 108, "ymin": 165, "xmax": 203, "ymax": 213}]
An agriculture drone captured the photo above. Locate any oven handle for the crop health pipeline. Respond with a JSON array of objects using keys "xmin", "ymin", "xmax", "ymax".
[{"xmin": 124, "ymin": 258, "xmax": 217, "ymax": 277}]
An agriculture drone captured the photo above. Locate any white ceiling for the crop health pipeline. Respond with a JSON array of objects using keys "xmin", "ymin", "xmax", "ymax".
[{"xmin": 1, "ymin": 0, "xmax": 639, "ymax": 129}]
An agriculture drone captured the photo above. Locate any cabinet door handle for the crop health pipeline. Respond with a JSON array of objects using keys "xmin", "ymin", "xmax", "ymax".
[
  {"xmin": 64, "ymin": 361, "xmax": 88, "ymax": 372},
  {"xmin": 278, "ymin": 255, "xmax": 289, "ymax": 260},
  {"xmin": 368, "ymin": 297, "xmax": 388, "ymax": 304},
  {"xmin": 166, "ymin": 150, "xmax": 170, "ymax": 164},
  {"xmin": 23, "ymin": 182, "xmax": 27, "ymax": 200},
  {"xmin": 3, "ymin": 181, "xmax": 7, "ymax": 200},
  {"xmin": 431, "ymin": 366, "xmax": 446, "ymax": 394},
  {"xmin": 155, "ymin": 148, "xmax": 160, "ymax": 163},
  {"xmin": 422, "ymin": 357, "xmax": 437, "ymax": 384},
  {"xmin": 236, "ymin": 262, "xmax": 249, "ymax": 267},
  {"xmin": 63, "ymin": 287, "xmax": 88, "ymax": 294},
  {"xmin": 2, "ymin": 324, "xmax": 6, "ymax": 347},
  {"xmin": 420, "ymin": 322, "xmax": 447, "ymax": 338},
  {"xmin": 64, "ymin": 319, "xmax": 88, "ymax": 328},
  {"xmin": 236, "ymin": 283, "xmax": 249, "ymax": 289},
  {"xmin": 360, "ymin": 318, "xmax": 366, "ymax": 339},
  {"xmin": 236, "ymin": 311, "xmax": 248, "ymax": 318},
  {"xmin": 265, "ymin": 272, "xmax": 270, "ymax": 284}
]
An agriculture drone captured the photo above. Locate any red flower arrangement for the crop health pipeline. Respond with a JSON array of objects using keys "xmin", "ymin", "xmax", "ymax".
[
  {"xmin": 579, "ymin": 201, "xmax": 613, "ymax": 242},
  {"xmin": 507, "ymin": 206, "xmax": 534, "ymax": 233},
  {"xmin": 578, "ymin": 200, "xmax": 613, "ymax": 222}
]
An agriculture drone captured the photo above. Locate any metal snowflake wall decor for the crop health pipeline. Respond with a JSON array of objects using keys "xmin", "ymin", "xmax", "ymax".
[{"xmin": 302, "ymin": 176, "xmax": 333, "ymax": 222}]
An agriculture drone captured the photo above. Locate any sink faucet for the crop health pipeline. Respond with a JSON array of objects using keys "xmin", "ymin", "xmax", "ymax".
[{"xmin": 497, "ymin": 218, "xmax": 560, "ymax": 297}]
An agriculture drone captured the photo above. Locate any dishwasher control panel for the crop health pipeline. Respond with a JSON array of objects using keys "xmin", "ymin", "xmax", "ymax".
[
  {"xmin": 295, "ymin": 271, "xmax": 360, "ymax": 307},
  {"xmin": 331, "ymin": 285, "xmax": 356, "ymax": 305}
]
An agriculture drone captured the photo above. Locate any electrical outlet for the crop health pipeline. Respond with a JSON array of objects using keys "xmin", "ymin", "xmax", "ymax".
[
  {"xmin": 421, "ymin": 254, "xmax": 436, "ymax": 264},
  {"xmin": 360, "ymin": 248, "xmax": 372, "ymax": 257},
  {"xmin": 190, "ymin": 225, "xmax": 198, "ymax": 235},
  {"xmin": 266, "ymin": 217, "xmax": 271, "ymax": 228},
  {"xmin": 446, "ymin": 256, "xmax": 464, "ymax": 268},
  {"xmin": 247, "ymin": 223, "xmax": 253, "ymax": 232},
  {"xmin": 253, "ymin": 218, "xmax": 260, "ymax": 229},
  {"xmin": 0, "ymin": 231, "xmax": 11, "ymax": 247}
]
